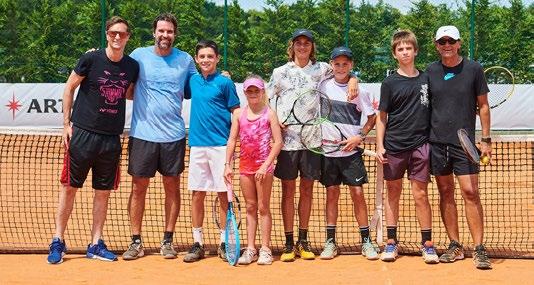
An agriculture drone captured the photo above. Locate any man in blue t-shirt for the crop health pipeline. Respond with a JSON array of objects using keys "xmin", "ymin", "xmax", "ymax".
[
  {"xmin": 122, "ymin": 13, "xmax": 197, "ymax": 261},
  {"xmin": 183, "ymin": 40, "xmax": 240, "ymax": 263}
]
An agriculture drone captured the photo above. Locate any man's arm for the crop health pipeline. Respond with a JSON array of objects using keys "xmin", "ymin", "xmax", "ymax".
[
  {"xmin": 62, "ymin": 70, "xmax": 85, "ymax": 148},
  {"xmin": 477, "ymin": 93, "xmax": 492, "ymax": 160},
  {"xmin": 375, "ymin": 111, "xmax": 388, "ymax": 164},
  {"xmin": 125, "ymin": 83, "xmax": 135, "ymax": 100}
]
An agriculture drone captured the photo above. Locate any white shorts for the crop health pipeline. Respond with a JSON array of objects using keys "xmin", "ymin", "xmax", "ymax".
[{"xmin": 188, "ymin": 146, "xmax": 227, "ymax": 192}]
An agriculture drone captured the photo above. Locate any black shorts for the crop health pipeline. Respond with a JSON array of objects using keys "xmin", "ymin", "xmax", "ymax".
[
  {"xmin": 127, "ymin": 137, "xmax": 186, "ymax": 177},
  {"xmin": 320, "ymin": 152, "xmax": 368, "ymax": 187},
  {"xmin": 430, "ymin": 143, "xmax": 479, "ymax": 176},
  {"xmin": 274, "ymin": 150, "xmax": 321, "ymax": 180},
  {"xmin": 60, "ymin": 125, "xmax": 121, "ymax": 190}
]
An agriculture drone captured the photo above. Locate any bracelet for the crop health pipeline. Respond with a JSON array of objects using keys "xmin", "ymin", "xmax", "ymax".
[
  {"xmin": 224, "ymin": 162, "xmax": 231, "ymax": 166},
  {"xmin": 481, "ymin": 137, "xmax": 491, "ymax": 144},
  {"xmin": 359, "ymin": 131, "xmax": 367, "ymax": 142}
]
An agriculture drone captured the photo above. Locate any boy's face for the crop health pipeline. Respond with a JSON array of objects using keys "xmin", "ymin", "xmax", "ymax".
[
  {"xmin": 330, "ymin": 56, "xmax": 353, "ymax": 82},
  {"xmin": 195, "ymin": 47, "xmax": 220, "ymax": 75},
  {"xmin": 393, "ymin": 41, "xmax": 417, "ymax": 65}
]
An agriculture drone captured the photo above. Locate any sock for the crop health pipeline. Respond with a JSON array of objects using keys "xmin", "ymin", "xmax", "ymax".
[
  {"xmin": 132, "ymin": 235, "xmax": 141, "ymax": 244},
  {"xmin": 285, "ymin": 231, "xmax": 294, "ymax": 246},
  {"xmin": 163, "ymin": 231, "xmax": 173, "ymax": 243},
  {"xmin": 220, "ymin": 229, "xmax": 225, "ymax": 244},
  {"xmin": 421, "ymin": 229, "xmax": 432, "ymax": 245},
  {"xmin": 386, "ymin": 225, "xmax": 398, "ymax": 243},
  {"xmin": 192, "ymin": 227, "xmax": 203, "ymax": 245},
  {"xmin": 298, "ymin": 228, "xmax": 308, "ymax": 242},
  {"xmin": 359, "ymin": 226, "xmax": 370, "ymax": 243},
  {"xmin": 326, "ymin": 225, "xmax": 336, "ymax": 243}
]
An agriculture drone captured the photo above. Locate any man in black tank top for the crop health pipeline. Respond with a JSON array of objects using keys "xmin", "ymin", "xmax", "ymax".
[
  {"xmin": 47, "ymin": 16, "xmax": 139, "ymax": 264},
  {"xmin": 427, "ymin": 25, "xmax": 492, "ymax": 270}
]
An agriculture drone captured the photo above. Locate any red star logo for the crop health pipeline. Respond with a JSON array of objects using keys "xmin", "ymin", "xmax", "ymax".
[{"xmin": 5, "ymin": 93, "xmax": 22, "ymax": 120}]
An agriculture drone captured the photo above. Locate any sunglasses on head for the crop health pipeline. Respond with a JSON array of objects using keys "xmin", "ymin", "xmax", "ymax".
[
  {"xmin": 107, "ymin": 30, "xmax": 129, "ymax": 38},
  {"xmin": 436, "ymin": 38, "xmax": 458, "ymax": 45}
]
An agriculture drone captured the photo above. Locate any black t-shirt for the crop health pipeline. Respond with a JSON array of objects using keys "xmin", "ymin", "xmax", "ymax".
[
  {"xmin": 426, "ymin": 58, "xmax": 489, "ymax": 145},
  {"xmin": 71, "ymin": 49, "xmax": 139, "ymax": 135},
  {"xmin": 379, "ymin": 70, "xmax": 431, "ymax": 153}
]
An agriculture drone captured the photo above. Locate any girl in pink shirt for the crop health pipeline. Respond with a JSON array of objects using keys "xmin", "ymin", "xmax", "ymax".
[{"xmin": 224, "ymin": 75, "xmax": 283, "ymax": 265}]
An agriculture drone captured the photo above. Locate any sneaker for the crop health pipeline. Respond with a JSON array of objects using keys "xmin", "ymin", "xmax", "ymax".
[
  {"xmin": 217, "ymin": 242, "xmax": 227, "ymax": 261},
  {"xmin": 257, "ymin": 248, "xmax": 273, "ymax": 265},
  {"xmin": 439, "ymin": 240, "xmax": 464, "ymax": 263},
  {"xmin": 183, "ymin": 242, "xmax": 205, "ymax": 263},
  {"xmin": 47, "ymin": 237, "xmax": 66, "ymax": 264},
  {"xmin": 380, "ymin": 242, "xmax": 398, "ymax": 262},
  {"xmin": 473, "ymin": 244, "xmax": 492, "ymax": 270},
  {"xmin": 320, "ymin": 238, "xmax": 338, "ymax": 260},
  {"xmin": 296, "ymin": 240, "xmax": 315, "ymax": 260},
  {"xmin": 86, "ymin": 239, "xmax": 117, "ymax": 261},
  {"xmin": 160, "ymin": 240, "xmax": 177, "ymax": 259},
  {"xmin": 238, "ymin": 247, "xmax": 258, "ymax": 265},
  {"xmin": 421, "ymin": 241, "xmax": 439, "ymax": 264},
  {"xmin": 361, "ymin": 237, "xmax": 379, "ymax": 260},
  {"xmin": 122, "ymin": 241, "xmax": 144, "ymax": 260},
  {"xmin": 280, "ymin": 244, "xmax": 296, "ymax": 262}
]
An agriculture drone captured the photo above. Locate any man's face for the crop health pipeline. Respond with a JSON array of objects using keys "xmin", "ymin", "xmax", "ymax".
[
  {"xmin": 106, "ymin": 23, "xmax": 130, "ymax": 51},
  {"xmin": 435, "ymin": 36, "xmax": 461, "ymax": 59},
  {"xmin": 195, "ymin": 47, "xmax": 220, "ymax": 75},
  {"xmin": 330, "ymin": 56, "xmax": 353, "ymax": 82},
  {"xmin": 393, "ymin": 41, "xmax": 417, "ymax": 65},
  {"xmin": 153, "ymin": 20, "xmax": 175, "ymax": 51},
  {"xmin": 293, "ymin": 36, "xmax": 313, "ymax": 62}
]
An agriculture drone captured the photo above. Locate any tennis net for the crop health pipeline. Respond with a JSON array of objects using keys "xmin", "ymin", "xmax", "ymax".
[{"xmin": 0, "ymin": 129, "xmax": 532, "ymax": 258}]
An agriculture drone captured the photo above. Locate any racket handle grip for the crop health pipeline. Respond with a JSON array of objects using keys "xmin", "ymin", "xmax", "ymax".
[{"xmin": 226, "ymin": 183, "xmax": 233, "ymax": 201}]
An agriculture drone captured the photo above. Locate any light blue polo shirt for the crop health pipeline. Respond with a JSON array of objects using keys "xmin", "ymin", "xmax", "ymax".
[
  {"xmin": 187, "ymin": 71, "xmax": 240, "ymax": 147},
  {"xmin": 129, "ymin": 46, "xmax": 197, "ymax": 142}
]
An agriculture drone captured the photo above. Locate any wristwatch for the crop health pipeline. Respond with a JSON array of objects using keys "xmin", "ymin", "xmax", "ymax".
[
  {"xmin": 481, "ymin": 137, "xmax": 491, "ymax": 144},
  {"xmin": 359, "ymin": 130, "xmax": 367, "ymax": 142}
]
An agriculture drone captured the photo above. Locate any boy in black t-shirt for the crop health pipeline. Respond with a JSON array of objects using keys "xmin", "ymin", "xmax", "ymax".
[
  {"xmin": 427, "ymin": 25, "xmax": 492, "ymax": 270},
  {"xmin": 47, "ymin": 16, "xmax": 139, "ymax": 264},
  {"xmin": 376, "ymin": 30, "xmax": 438, "ymax": 264}
]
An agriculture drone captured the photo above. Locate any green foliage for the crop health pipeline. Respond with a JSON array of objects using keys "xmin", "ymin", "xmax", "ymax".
[{"xmin": 0, "ymin": 0, "xmax": 532, "ymax": 83}]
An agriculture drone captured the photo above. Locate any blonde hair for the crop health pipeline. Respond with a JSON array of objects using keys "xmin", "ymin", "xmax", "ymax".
[
  {"xmin": 244, "ymin": 74, "xmax": 268, "ymax": 105},
  {"xmin": 286, "ymin": 39, "xmax": 317, "ymax": 64},
  {"xmin": 391, "ymin": 29, "xmax": 418, "ymax": 53}
]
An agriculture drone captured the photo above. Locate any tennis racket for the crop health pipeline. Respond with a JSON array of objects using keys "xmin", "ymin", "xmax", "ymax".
[
  {"xmin": 484, "ymin": 66, "xmax": 515, "ymax": 109},
  {"xmin": 300, "ymin": 117, "xmax": 346, "ymax": 155},
  {"xmin": 457, "ymin": 128, "xmax": 488, "ymax": 165},
  {"xmin": 224, "ymin": 183, "xmax": 240, "ymax": 266},
  {"xmin": 213, "ymin": 191, "xmax": 242, "ymax": 230},
  {"xmin": 274, "ymin": 89, "xmax": 332, "ymax": 126}
]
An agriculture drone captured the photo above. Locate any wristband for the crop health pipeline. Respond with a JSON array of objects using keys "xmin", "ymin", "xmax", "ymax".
[
  {"xmin": 481, "ymin": 137, "xmax": 491, "ymax": 144},
  {"xmin": 359, "ymin": 131, "xmax": 367, "ymax": 142}
]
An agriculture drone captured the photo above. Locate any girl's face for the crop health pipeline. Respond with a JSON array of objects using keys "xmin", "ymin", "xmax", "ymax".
[{"xmin": 244, "ymin": 86, "xmax": 264, "ymax": 104}]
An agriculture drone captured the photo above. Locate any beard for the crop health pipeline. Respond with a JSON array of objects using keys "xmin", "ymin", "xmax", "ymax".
[{"xmin": 156, "ymin": 36, "xmax": 173, "ymax": 50}]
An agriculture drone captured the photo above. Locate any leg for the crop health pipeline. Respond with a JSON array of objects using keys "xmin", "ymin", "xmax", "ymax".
[
  {"xmin": 349, "ymin": 185, "xmax": 369, "ymax": 228},
  {"xmin": 436, "ymin": 174, "xmax": 459, "ymax": 242},
  {"xmin": 91, "ymin": 190, "xmax": 111, "ymax": 245},
  {"xmin": 191, "ymin": 191, "xmax": 207, "ymax": 228},
  {"xmin": 128, "ymin": 177, "xmax": 149, "ymax": 236},
  {"xmin": 384, "ymin": 179, "xmax": 402, "ymax": 242},
  {"xmin": 257, "ymin": 175, "xmax": 273, "ymax": 250},
  {"xmin": 411, "ymin": 179, "xmax": 432, "ymax": 234},
  {"xmin": 457, "ymin": 174, "xmax": 484, "ymax": 245},
  {"xmin": 281, "ymin": 179, "xmax": 296, "ymax": 232},
  {"xmin": 241, "ymin": 175, "xmax": 259, "ymax": 249},
  {"xmin": 325, "ymin": 186, "xmax": 340, "ymax": 227},
  {"xmin": 54, "ymin": 185, "xmax": 79, "ymax": 239},
  {"xmin": 162, "ymin": 176, "xmax": 181, "ymax": 233},
  {"xmin": 297, "ymin": 177, "xmax": 314, "ymax": 230}
]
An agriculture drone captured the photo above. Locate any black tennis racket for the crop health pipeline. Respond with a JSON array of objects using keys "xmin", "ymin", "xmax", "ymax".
[
  {"xmin": 274, "ymin": 89, "xmax": 332, "ymax": 126},
  {"xmin": 457, "ymin": 128, "xmax": 488, "ymax": 165},
  {"xmin": 484, "ymin": 66, "xmax": 515, "ymax": 109}
]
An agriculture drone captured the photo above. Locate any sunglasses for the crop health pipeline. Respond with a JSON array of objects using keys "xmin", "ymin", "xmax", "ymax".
[
  {"xmin": 436, "ymin": 38, "xmax": 458, "ymax": 45},
  {"xmin": 107, "ymin": 30, "xmax": 129, "ymax": 38}
]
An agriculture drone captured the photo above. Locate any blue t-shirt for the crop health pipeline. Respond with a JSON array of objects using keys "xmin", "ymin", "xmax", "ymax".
[
  {"xmin": 129, "ymin": 46, "xmax": 197, "ymax": 142},
  {"xmin": 187, "ymin": 71, "xmax": 240, "ymax": 146}
]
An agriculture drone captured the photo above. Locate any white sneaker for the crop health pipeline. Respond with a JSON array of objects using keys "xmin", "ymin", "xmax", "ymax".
[
  {"xmin": 238, "ymin": 247, "xmax": 257, "ymax": 265},
  {"xmin": 257, "ymin": 248, "xmax": 273, "ymax": 265},
  {"xmin": 380, "ymin": 242, "xmax": 398, "ymax": 262}
]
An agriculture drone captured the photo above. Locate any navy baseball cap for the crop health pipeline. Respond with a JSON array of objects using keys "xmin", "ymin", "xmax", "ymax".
[
  {"xmin": 330, "ymin": 46, "xmax": 353, "ymax": 60},
  {"xmin": 291, "ymin": 29, "xmax": 314, "ymax": 42}
]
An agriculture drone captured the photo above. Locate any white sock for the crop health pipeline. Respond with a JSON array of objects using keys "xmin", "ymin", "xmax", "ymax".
[
  {"xmin": 220, "ymin": 229, "xmax": 225, "ymax": 244},
  {"xmin": 193, "ymin": 227, "xmax": 203, "ymax": 245}
]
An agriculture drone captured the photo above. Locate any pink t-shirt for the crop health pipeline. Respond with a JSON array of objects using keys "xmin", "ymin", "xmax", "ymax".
[{"xmin": 238, "ymin": 106, "xmax": 274, "ymax": 175}]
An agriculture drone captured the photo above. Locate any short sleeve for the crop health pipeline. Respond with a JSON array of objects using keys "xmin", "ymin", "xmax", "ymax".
[
  {"xmin": 474, "ymin": 63, "xmax": 490, "ymax": 96},
  {"xmin": 73, "ymin": 52, "xmax": 93, "ymax": 77},
  {"xmin": 379, "ymin": 81, "xmax": 391, "ymax": 112},
  {"xmin": 225, "ymin": 80, "xmax": 240, "ymax": 109}
]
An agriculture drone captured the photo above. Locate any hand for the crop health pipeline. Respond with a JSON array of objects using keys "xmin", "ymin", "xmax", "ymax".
[
  {"xmin": 376, "ymin": 147, "xmax": 388, "ymax": 164},
  {"xmin": 347, "ymin": 76, "xmax": 359, "ymax": 101},
  {"xmin": 86, "ymin": 48, "xmax": 97, "ymax": 53},
  {"xmin": 480, "ymin": 141, "xmax": 492, "ymax": 164},
  {"xmin": 224, "ymin": 165, "xmax": 233, "ymax": 184},
  {"xmin": 62, "ymin": 125, "xmax": 72, "ymax": 149},
  {"xmin": 340, "ymin": 136, "xmax": 363, "ymax": 152},
  {"xmin": 255, "ymin": 165, "xmax": 268, "ymax": 182},
  {"xmin": 221, "ymin": 70, "xmax": 232, "ymax": 79}
]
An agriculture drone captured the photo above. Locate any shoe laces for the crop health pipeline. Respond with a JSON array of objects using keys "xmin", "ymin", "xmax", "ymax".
[
  {"xmin": 189, "ymin": 243, "xmax": 202, "ymax": 253},
  {"xmin": 96, "ymin": 240, "xmax": 111, "ymax": 254},
  {"xmin": 299, "ymin": 240, "xmax": 312, "ymax": 252},
  {"xmin": 384, "ymin": 243, "xmax": 397, "ymax": 253},
  {"xmin": 244, "ymin": 248, "xmax": 257, "ymax": 258},
  {"xmin": 475, "ymin": 246, "xmax": 489, "ymax": 260},
  {"xmin": 362, "ymin": 241, "xmax": 374, "ymax": 252},
  {"xmin": 324, "ymin": 238, "xmax": 336, "ymax": 250},
  {"xmin": 283, "ymin": 244, "xmax": 294, "ymax": 253},
  {"xmin": 50, "ymin": 240, "xmax": 64, "ymax": 252},
  {"xmin": 129, "ymin": 242, "xmax": 141, "ymax": 251}
]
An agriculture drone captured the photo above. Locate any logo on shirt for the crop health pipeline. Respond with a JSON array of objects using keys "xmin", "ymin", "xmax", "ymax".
[
  {"xmin": 420, "ymin": 84, "xmax": 429, "ymax": 107},
  {"xmin": 97, "ymin": 70, "xmax": 129, "ymax": 106},
  {"xmin": 443, "ymin": 72, "xmax": 455, "ymax": 81}
]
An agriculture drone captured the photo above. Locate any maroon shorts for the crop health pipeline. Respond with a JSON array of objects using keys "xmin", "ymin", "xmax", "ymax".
[{"xmin": 383, "ymin": 143, "xmax": 430, "ymax": 183}]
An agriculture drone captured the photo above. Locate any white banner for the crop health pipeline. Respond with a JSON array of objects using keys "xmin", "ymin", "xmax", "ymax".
[{"xmin": 1, "ymin": 83, "xmax": 533, "ymax": 130}]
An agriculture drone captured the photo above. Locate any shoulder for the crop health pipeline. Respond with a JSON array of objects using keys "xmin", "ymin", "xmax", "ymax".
[
  {"xmin": 130, "ymin": 46, "xmax": 150, "ymax": 58},
  {"xmin": 425, "ymin": 61, "xmax": 441, "ymax": 72},
  {"xmin": 173, "ymin": 48, "xmax": 194, "ymax": 61},
  {"xmin": 216, "ymin": 73, "xmax": 235, "ymax": 86},
  {"xmin": 465, "ymin": 59, "xmax": 483, "ymax": 71}
]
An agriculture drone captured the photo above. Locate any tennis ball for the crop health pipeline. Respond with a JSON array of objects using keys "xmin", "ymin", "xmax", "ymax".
[{"xmin": 481, "ymin": 156, "xmax": 490, "ymax": 165}]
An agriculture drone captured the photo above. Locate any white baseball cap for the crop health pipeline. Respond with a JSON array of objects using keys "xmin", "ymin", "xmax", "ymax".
[{"xmin": 435, "ymin": 25, "xmax": 461, "ymax": 40}]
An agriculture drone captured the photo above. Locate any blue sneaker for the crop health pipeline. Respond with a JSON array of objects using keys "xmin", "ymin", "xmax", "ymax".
[
  {"xmin": 47, "ymin": 237, "xmax": 66, "ymax": 264},
  {"xmin": 380, "ymin": 242, "xmax": 398, "ymax": 262},
  {"xmin": 86, "ymin": 239, "xmax": 117, "ymax": 261}
]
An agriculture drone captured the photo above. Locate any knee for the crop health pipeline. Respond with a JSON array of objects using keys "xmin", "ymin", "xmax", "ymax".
[
  {"xmin": 258, "ymin": 204, "xmax": 271, "ymax": 217},
  {"xmin": 246, "ymin": 201, "xmax": 258, "ymax": 214},
  {"xmin": 461, "ymin": 187, "xmax": 480, "ymax": 202}
]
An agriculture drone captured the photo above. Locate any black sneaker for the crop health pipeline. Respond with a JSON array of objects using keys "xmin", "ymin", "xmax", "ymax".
[
  {"xmin": 439, "ymin": 240, "xmax": 465, "ymax": 263},
  {"xmin": 183, "ymin": 242, "xmax": 205, "ymax": 263},
  {"xmin": 473, "ymin": 244, "xmax": 492, "ymax": 270},
  {"xmin": 217, "ymin": 242, "xmax": 227, "ymax": 261}
]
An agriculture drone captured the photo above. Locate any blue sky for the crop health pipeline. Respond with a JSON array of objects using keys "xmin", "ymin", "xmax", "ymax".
[{"xmin": 211, "ymin": 0, "xmax": 533, "ymax": 13}]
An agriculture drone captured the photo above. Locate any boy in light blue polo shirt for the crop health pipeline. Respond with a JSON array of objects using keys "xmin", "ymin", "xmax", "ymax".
[{"xmin": 183, "ymin": 40, "xmax": 240, "ymax": 263}]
